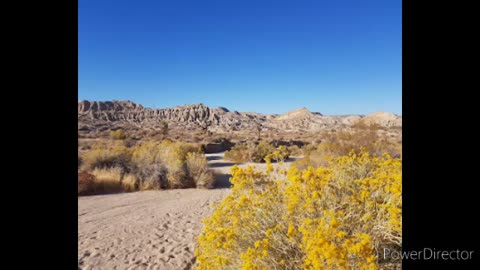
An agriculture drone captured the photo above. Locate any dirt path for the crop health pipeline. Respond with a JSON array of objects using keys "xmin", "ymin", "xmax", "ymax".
[{"xmin": 78, "ymin": 152, "xmax": 297, "ymax": 270}]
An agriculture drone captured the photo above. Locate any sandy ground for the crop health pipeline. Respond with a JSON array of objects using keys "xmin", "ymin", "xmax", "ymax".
[{"xmin": 78, "ymin": 152, "xmax": 297, "ymax": 270}]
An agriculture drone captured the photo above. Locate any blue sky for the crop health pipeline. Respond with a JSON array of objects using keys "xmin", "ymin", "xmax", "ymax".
[{"xmin": 79, "ymin": 0, "xmax": 401, "ymax": 115}]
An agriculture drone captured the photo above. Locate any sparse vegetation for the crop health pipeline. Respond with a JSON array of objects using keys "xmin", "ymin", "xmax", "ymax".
[
  {"xmin": 249, "ymin": 141, "xmax": 277, "ymax": 163},
  {"xmin": 301, "ymin": 143, "xmax": 318, "ymax": 156},
  {"xmin": 90, "ymin": 167, "xmax": 134, "ymax": 194},
  {"xmin": 294, "ymin": 127, "xmax": 401, "ymax": 169},
  {"xmin": 82, "ymin": 142, "xmax": 133, "ymax": 172},
  {"xmin": 78, "ymin": 140, "xmax": 215, "ymax": 195},
  {"xmin": 224, "ymin": 143, "xmax": 251, "ymax": 163},
  {"xmin": 78, "ymin": 101, "xmax": 403, "ymax": 269},
  {"xmin": 224, "ymin": 141, "xmax": 289, "ymax": 163}
]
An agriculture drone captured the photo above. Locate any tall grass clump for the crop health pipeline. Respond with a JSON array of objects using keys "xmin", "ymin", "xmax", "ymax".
[
  {"xmin": 78, "ymin": 140, "xmax": 215, "ymax": 195},
  {"xmin": 186, "ymin": 152, "xmax": 215, "ymax": 188},
  {"xmin": 81, "ymin": 142, "xmax": 133, "ymax": 172}
]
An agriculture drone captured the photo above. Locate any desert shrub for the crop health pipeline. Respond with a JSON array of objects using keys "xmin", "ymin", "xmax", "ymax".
[
  {"xmin": 352, "ymin": 119, "xmax": 382, "ymax": 131},
  {"xmin": 224, "ymin": 141, "xmax": 284, "ymax": 163},
  {"xmin": 292, "ymin": 151, "xmax": 328, "ymax": 170},
  {"xmin": 78, "ymin": 171, "xmax": 96, "ymax": 195},
  {"xmin": 196, "ymin": 151, "xmax": 401, "ymax": 269},
  {"xmin": 186, "ymin": 152, "xmax": 215, "ymax": 188},
  {"xmin": 81, "ymin": 142, "xmax": 132, "ymax": 172},
  {"xmin": 136, "ymin": 164, "xmax": 169, "ymax": 190},
  {"xmin": 122, "ymin": 173, "xmax": 138, "ymax": 191},
  {"xmin": 321, "ymin": 127, "xmax": 398, "ymax": 156},
  {"xmin": 137, "ymin": 167, "xmax": 158, "ymax": 189},
  {"xmin": 177, "ymin": 143, "xmax": 204, "ymax": 160},
  {"xmin": 110, "ymin": 129, "xmax": 127, "ymax": 140},
  {"xmin": 287, "ymin": 145, "xmax": 302, "ymax": 156},
  {"xmin": 302, "ymin": 143, "xmax": 317, "ymax": 156},
  {"xmin": 78, "ymin": 167, "xmax": 137, "ymax": 195},
  {"xmin": 132, "ymin": 140, "xmax": 201, "ymax": 163},
  {"xmin": 79, "ymin": 140, "xmax": 212, "ymax": 194},
  {"xmin": 249, "ymin": 141, "xmax": 276, "ymax": 163},
  {"xmin": 372, "ymin": 139, "xmax": 402, "ymax": 158},
  {"xmin": 295, "ymin": 129, "xmax": 401, "ymax": 169},
  {"xmin": 131, "ymin": 140, "xmax": 207, "ymax": 189},
  {"xmin": 265, "ymin": 145, "xmax": 290, "ymax": 163},
  {"xmin": 166, "ymin": 157, "xmax": 191, "ymax": 188},
  {"xmin": 90, "ymin": 167, "xmax": 126, "ymax": 194},
  {"xmin": 224, "ymin": 144, "xmax": 251, "ymax": 163}
]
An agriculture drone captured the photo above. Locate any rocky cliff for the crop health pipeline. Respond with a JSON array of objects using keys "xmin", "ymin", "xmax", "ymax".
[{"xmin": 78, "ymin": 100, "xmax": 401, "ymax": 133}]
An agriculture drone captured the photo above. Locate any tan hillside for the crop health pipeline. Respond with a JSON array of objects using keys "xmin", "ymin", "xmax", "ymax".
[
  {"xmin": 78, "ymin": 100, "xmax": 402, "ymax": 141},
  {"xmin": 362, "ymin": 111, "xmax": 402, "ymax": 127}
]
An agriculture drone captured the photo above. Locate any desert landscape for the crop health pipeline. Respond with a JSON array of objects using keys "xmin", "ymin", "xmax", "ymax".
[
  {"xmin": 78, "ymin": 100, "xmax": 401, "ymax": 270},
  {"xmin": 79, "ymin": 0, "xmax": 403, "ymax": 267},
  {"xmin": 78, "ymin": 152, "xmax": 297, "ymax": 270},
  {"xmin": 78, "ymin": 100, "xmax": 401, "ymax": 144}
]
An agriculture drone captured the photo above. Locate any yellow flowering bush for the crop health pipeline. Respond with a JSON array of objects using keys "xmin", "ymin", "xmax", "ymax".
[
  {"xmin": 196, "ymin": 150, "xmax": 401, "ymax": 269},
  {"xmin": 265, "ymin": 146, "xmax": 290, "ymax": 162}
]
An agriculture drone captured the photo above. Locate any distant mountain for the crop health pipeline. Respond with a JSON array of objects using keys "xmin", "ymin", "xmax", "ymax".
[
  {"xmin": 276, "ymin": 107, "xmax": 320, "ymax": 120},
  {"xmin": 78, "ymin": 100, "xmax": 401, "ymax": 133},
  {"xmin": 361, "ymin": 111, "xmax": 402, "ymax": 127}
]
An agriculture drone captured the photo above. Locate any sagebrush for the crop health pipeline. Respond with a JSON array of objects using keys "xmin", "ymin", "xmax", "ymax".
[{"xmin": 78, "ymin": 140, "xmax": 215, "ymax": 195}]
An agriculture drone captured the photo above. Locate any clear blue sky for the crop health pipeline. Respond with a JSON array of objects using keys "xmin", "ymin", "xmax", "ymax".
[{"xmin": 79, "ymin": 0, "xmax": 401, "ymax": 115}]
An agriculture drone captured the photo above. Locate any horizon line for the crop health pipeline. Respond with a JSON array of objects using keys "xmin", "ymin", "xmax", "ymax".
[{"xmin": 78, "ymin": 99, "xmax": 402, "ymax": 117}]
